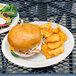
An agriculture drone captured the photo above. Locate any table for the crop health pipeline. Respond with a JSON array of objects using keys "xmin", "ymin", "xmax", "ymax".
[{"xmin": 0, "ymin": 0, "xmax": 76, "ymax": 76}]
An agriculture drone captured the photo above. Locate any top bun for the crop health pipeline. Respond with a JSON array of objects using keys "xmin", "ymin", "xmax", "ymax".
[{"xmin": 8, "ymin": 23, "xmax": 42, "ymax": 50}]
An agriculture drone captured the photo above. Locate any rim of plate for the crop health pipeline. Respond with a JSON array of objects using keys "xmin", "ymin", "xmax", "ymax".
[
  {"xmin": 1, "ymin": 21, "xmax": 74, "ymax": 68},
  {"xmin": 0, "ymin": 3, "xmax": 19, "ymax": 34}
]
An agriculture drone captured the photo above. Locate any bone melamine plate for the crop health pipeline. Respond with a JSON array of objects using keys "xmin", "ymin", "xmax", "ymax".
[{"xmin": 2, "ymin": 21, "xmax": 74, "ymax": 68}]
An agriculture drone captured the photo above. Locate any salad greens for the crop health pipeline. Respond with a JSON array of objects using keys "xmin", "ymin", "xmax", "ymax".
[
  {"xmin": 1, "ymin": 4, "xmax": 10, "ymax": 12},
  {"xmin": 1, "ymin": 4, "xmax": 18, "ymax": 17},
  {"xmin": 6, "ymin": 17, "xmax": 14, "ymax": 24},
  {"xmin": 0, "ymin": 4, "xmax": 18, "ymax": 26}
]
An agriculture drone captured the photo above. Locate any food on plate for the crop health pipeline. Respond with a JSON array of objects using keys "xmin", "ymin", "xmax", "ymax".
[
  {"xmin": 48, "ymin": 39, "xmax": 63, "ymax": 50},
  {"xmin": 42, "ymin": 30, "xmax": 52, "ymax": 38},
  {"xmin": 48, "ymin": 46, "xmax": 64, "ymax": 57},
  {"xmin": 40, "ymin": 21, "xmax": 52, "ymax": 29},
  {"xmin": 40, "ymin": 22, "xmax": 67, "ymax": 59},
  {"xmin": 7, "ymin": 21, "xmax": 67, "ymax": 59},
  {"xmin": 58, "ymin": 32, "xmax": 67, "ymax": 41},
  {"xmin": 41, "ymin": 43, "xmax": 64, "ymax": 59},
  {"xmin": 57, "ymin": 24, "xmax": 67, "ymax": 41},
  {"xmin": 0, "ymin": 18, "xmax": 6, "ymax": 26},
  {"xmin": 49, "ymin": 27, "xmax": 59, "ymax": 33},
  {"xmin": 8, "ymin": 22, "xmax": 43, "ymax": 58},
  {"xmin": 41, "ymin": 43, "xmax": 48, "ymax": 57},
  {"xmin": 41, "ymin": 43, "xmax": 51, "ymax": 58},
  {"xmin": 45, "ymin": 34, "xmax": 60, "ymax": 43},
  {"xmin": 40, "ymin": 21, "xmax": 59, "ymax": 33},
  {"xmin": 0, "ymin": 4, "xmax": 18, "ymax": 29}
]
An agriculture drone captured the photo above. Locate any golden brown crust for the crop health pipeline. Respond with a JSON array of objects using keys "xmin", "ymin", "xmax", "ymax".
[{"xmin": 8, "ymin": 23, "xmax": 42, "ymax": 50}]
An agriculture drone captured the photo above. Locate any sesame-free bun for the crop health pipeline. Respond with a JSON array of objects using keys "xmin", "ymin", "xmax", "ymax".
[{"xmin": 8, "ymin": 23, "xmax": 42, "ymax": 50}]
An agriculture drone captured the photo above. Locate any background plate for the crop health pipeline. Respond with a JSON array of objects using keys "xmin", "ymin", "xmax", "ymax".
[{"xmin": 0, "ymin": 3, "xmax": 19, "ymax": 34}]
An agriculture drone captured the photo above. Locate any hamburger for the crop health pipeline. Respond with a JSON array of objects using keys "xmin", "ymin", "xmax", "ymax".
[{"xmin": 8, "ymin": 22, "xmax": 43, "ymax": 58}]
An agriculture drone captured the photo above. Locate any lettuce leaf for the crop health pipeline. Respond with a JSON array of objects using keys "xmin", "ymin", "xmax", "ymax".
[
  {"xmin": 1, "ymin": 4, "xmax": 18, "ymax": 17},
  {"xmin": 11, "ymin": 50, "xmax": 19, "ymax": 57}
]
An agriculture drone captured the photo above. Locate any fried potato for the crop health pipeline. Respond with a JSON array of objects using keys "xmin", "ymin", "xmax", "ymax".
[
  {"xmin": 46, "ymin": 51, "xmax": 55, "ymax": 59},
  {"xmin": 48, "ymin": 39, "xmax": 63, "ymax": 50},
  {"xmin": 46, "ymin": 27, "xmax": 51, "ymax": 33},
  {"xmin": 58, "ymin": 32, "xmax": 67, "ymax": 41},
  {"xmin": 42, "ymin": 30, "xmax": 52, "ymax": 38},
  {"xmin": 40, "ymin": 22, "xmax": 52, "ymax": 29},
  {"xmin": 45, "ymin": 23, "xmax": 59, "ymax": 33},
  {"xmin": 45, "ymin": 34, "xmax": 60, "ymax": 43},
  {"xmin": 40, "ymin": 28, "xmax": 45, "ymax": 32},
  {"xmin": 48, "ymin": 46, "xmax": 64, "ymax": 57},
  {"xmin": 50, "ymin": 28, "xmax": 59, "ymax": 33},
  {"xmin": 57, "ymin": 24, "xmax": 67, "ymax": 41},
  {"xmin": 41, "ymin": 43, "xmax": 52, "ymax": 59},
  {"xmin": 49, "ymin": 25, "xmax": 59, "ymax": 33},
  {"xmin": 41, "ymin": 43, "xmax": 64, "ymax": 59},
  {"xmin": 41, "ymin": 43, "xmax": 48, "ymax": 56},
  {"xmin": 41, "ymin": 23, "xmax": 67, "ymax": 59},
  {"xmin": 57, "ymin": 24, "xmax": 62, "ymax": 32}
]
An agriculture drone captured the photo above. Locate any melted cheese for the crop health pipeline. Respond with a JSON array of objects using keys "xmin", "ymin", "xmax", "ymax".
[{"xmin": 9, "ymin": 45, "xmax": 15, "ymax": 51}]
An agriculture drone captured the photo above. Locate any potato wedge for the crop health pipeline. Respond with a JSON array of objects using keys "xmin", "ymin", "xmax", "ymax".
[
  {"xmin": 46, "ymin": 51, "xmax": 55, "ymax": 59},
  {"xmin": 48, "ymin": 46, "xmax": 64, "ymax": 56},
  {"xmin": 40, "ymin": 21, "xmax": 52, "ymax": 29},
  {"xmin": 42, "ymin": 30, "xmax": 52, "ymax": 38},
  {"xmin": 48, "ymin": 39, "xmax": 63, "ymax": 50},
  {"xmin": 58, "ymin": 32, "xmax": 67, "ymax": 41},
  {"xmin": 57, "ymin": 24, "xmax": 67, "ymax": 41},
  {"xmin": 41, "ymin": 43, "xmax": 48, "ymax": 56},
  {"xmin": 41, "ymin": 43, "xmax": 51, "ymax": 58},
  {"xmin": 45, "ymin": 34, "xmax": 60, "ymax": 43}
]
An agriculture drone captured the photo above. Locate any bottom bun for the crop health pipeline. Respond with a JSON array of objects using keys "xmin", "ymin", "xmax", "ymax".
[{"xmin": 13, "ymin": 51, "xmax": 36, "ymax": 58}]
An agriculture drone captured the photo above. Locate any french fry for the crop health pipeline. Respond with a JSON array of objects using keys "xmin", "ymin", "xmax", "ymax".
[
  {"xmin": 46, "ymin": 51, "xmax": 55, "ymax": 59},
  {"xmin": 50, "ymin": 27, "xmax": 59, "ymax": 33},
  {"xmin": 41, "ymin": 23, "xmax": 67, "ymax": 59},
  {"xmin": 41, "ymin": 43, "xmax": 51, "ymax": 58},
  {"xmin": 40, "ymin": 21, "xmax": 52, "ymax": 29},
  {"xmin": 48, "ymin": 46, "xmax": 64, "ymax": 56},
  {"xmin": 57, "ymin": 24, "xmax": 67, "ymax": 41},
  {"xmin": 45, "ymin": 34, "xmax": 60, "ymax": 43},
  {"xmin": 57, "ymin": 24, "xmax": 62, "ymax": 32},
  {"xmin": 58, "ymin": 32, "xmax": 67, "ymax": 41},
  {"xmin": 42, "ymin": 30, "xmax": 52, "ymax": 38},
  {"xmin": 41, "ymin": 43, "xmax": 47, "ymax": 57},
  {"xmin": 48, "ymin": 39, "xmax": 63, "ymax": 50}
]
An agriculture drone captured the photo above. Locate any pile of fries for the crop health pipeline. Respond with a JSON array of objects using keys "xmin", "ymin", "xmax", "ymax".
[{"xmin": 40, "ymin": 22, "xmax": 67, "ymax": 59}]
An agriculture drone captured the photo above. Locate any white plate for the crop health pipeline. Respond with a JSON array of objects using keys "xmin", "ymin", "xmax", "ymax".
[
  {"xmin": 2, "ymin": 21, "xmax": 74, "ymax": 68},
  {"xmin": 0, "ymin": 3, "xmax": 19, "ymax": 34}
]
